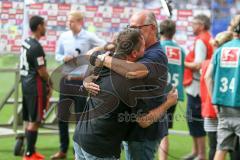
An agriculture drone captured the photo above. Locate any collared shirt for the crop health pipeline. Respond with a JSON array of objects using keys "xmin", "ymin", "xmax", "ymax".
[{"xmin": 55, "ymin": 29, "xmax": 105, "ymax": 76}]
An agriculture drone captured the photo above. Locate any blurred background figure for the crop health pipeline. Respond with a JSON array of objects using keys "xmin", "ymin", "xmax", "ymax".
[
  {"xmin": 201, "ymin": 31, "xmax": 232, "ymax": 160},
  {"xmin": 183, "ymin": 14, "xmax": 213, "ymax": 160},
  {"xmin": 205, "ymin": 15, "xmax": 240, "ymax": 160},
  {"xmin": 20, "ymin": 15, "xmax": 52, "ymax": 160},
  {"xmin": 158, "ymin": 19, "xmax": 186, "ymax": 160},
  {"xmin": 52, "ymin": 11, "xmax": 105, "ymax": 160}
]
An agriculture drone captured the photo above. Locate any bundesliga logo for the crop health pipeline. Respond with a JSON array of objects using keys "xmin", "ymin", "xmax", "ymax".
[
  {"xmin": 166, "ymin": 46, "xmax": 181, "ymax": 65},
  {"xmin": 220, "ymin": 47, "xmax": 239, "ymax": 68}
]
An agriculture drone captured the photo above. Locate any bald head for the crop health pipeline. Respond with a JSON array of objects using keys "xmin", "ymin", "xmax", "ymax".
[
  {"xmin": 130, "ymin": 10, "xmax": 157, "ymax": 28},
  {"xmin": 130, "ymin": 12, "xmax": 146, "ymax": 27},
  {"xmin": 129, "ymin": 11, "xmax": 158, "ymax": 48}
]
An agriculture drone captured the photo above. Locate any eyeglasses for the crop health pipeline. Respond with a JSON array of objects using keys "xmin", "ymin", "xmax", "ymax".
[{"xmin": 127, "ymin": 24, "xmax": 153, "ymax": 29}]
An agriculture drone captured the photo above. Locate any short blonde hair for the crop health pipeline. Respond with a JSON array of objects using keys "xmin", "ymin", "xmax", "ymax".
[
  {"xmin": 211, "ymin": 31, "xmax": 233, "ymax": 48},
  {"xmin": 228, "ymin": 15, "xmax": 240, "ymax": 32},
  {"xmin": 68, "ymin": 11, "xmax": 84, "ymax": 21}
]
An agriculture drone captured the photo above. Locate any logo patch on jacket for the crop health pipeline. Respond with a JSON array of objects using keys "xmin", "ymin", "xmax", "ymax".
[
  {"xmin": 220, "ymin": 47, "xmax": 239, "ymax": 68},
  {"xmin": 166, "ymin": 46, "xmax": 181, "ymax": 65}
]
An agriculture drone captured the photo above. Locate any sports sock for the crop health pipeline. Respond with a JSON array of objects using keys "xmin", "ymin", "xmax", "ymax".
[{"xmin": 25, "ymin": 130, "xmax": 38, "ymax": 156}]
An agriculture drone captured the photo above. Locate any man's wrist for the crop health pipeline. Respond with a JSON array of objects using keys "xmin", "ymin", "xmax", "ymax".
[
  {"xmin": 89, "ymin": 51, "xmax": 109, "ymax": 66},
  {"xmin": 63, "ymin": 55, "xmax": 74, "ymax": 62},
  {"xmin": 89, "ymin": 51, "xmax": 100, "ymax": 66},
  {"xmin": 97, "ymin": 54, "xmax": 108, "ymax": 66},
  {"xmin": 102, "ymin": 55, "xmax": 112, "ymax": 67}
]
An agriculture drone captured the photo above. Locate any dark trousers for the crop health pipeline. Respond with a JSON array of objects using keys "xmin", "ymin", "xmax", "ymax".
[
  {"xmin": 230, "ymin": 136, "xmax": 240, "ymax": 160},
  {"xmin": 58, "ymin": 79, "xmax": 86, "ymax": 153},
  {"xmin": 166, "ymin": 104, "xmax": 177, "ymax": 129},
  {"xmin": 207, "ymin": 132, "xmax": 217, "ymax": 160},
  {"xmin": 186, "ymin": 94, "xmax": 206, "ymax": 137}
]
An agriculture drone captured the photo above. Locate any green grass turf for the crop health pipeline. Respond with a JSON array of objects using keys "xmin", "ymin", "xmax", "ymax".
[
  {"xmin": 0, "ymin": 134, "xmax": 192, "ymax": 160},
  {"xmin": 0, "ymin": 54, "xmax": 59, "ymax": 124}
]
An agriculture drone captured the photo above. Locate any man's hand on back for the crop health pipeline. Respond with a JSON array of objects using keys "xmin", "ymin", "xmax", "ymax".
[
  {"xmin": 63, "ymin": 55, "xmax": 74, "ymax": 62},
  {"xmin": 166, "ymin": 87, "xmax": 178, "ymax": 107},
  {"xmin": 83, "ymin": 75, "xmax": 100, "ymax": 96}
]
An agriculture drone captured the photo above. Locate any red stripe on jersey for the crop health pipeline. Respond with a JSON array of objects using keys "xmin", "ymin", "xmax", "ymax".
[{"xmin": 36, "ymin": 75, "xmax": 44, "ymax": 121}]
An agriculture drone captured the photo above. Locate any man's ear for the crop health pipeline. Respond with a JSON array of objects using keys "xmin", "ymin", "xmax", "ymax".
[
  {"xmin": 37, "ymin": 24, "xmax": 42, "ymax": 32},
  {"xmin": 131, "ymin": 50, "xmax": 138, "ymax": 59},
  {"xmin": 200, "ymin": 24, "xmax": 205, "ymax": 31},
  {"xmin": 150, "ymin": 24, "xmax": 156, "ymax": 31},
  {"xmin": 79, "ymin": 20, "xmax": 83, "ymax": 26}
]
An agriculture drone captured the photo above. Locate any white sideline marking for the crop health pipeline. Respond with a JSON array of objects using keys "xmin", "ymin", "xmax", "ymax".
[{"xmin": 0, "ymin": 127, "xmax": 14, "ymax": 136}]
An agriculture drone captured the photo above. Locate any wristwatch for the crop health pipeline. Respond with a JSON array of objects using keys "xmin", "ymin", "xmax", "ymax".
[{"xmin": 97, "ymin": 53, "xmax": 108, "ymax": 66}]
